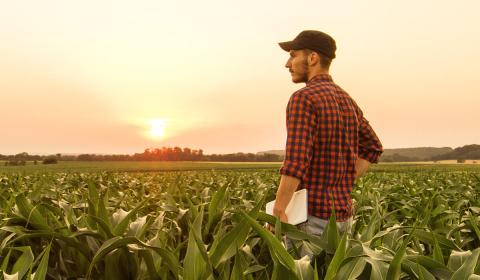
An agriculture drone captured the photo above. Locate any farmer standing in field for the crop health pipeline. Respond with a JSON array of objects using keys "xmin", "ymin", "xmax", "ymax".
[{"xmin": 273, "ymin": 30, "xmax": 383, "ymax": 256}]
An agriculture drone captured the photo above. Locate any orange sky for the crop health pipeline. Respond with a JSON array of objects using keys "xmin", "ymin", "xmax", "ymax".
[{"xmin": 1, "ymin": 0, "xmax": 479, "ymax": 154}]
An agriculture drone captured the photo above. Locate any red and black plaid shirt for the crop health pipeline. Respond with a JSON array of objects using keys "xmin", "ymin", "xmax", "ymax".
[{"xmin": 280, "ymin": 74, "xmax": 383, "ymax": 221}]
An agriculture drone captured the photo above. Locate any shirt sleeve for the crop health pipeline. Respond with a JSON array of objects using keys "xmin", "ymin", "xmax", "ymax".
[
  {"xmin": 279, "ymin": 92, "xmax": 316, "ymax": 181},
  {"xmin": 356, "ymin": 108, "xmax": 383, "ymax": 163}
]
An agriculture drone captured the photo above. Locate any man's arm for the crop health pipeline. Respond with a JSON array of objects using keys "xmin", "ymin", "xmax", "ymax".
[
  {"xmin": 356, "ymin": 107, "xmax": 383, "ymax": 168},
  {"xmin": 349, "ymin": 99, "xmax": 382, "ymax": 180},
  {"xmin": 275, "ymin": 92, "xmax": 315, "ymax": 222},
  {"xmin": 273, "ymin": 175, "xmax": 301, "ymax": 223}
]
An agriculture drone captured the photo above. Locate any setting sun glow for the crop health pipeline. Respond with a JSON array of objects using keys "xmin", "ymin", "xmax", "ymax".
[
  {"xmin": 1, "ymin": 1, "xmax": 479, "ymax": 154},
  {"xmin": 149, "ymin": 119, "xmax": 168, "ymax": 139}
]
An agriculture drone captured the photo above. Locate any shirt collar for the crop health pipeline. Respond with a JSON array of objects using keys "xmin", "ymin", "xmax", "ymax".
[{"xmin": 307, "ymin": 74, "xmax": 333, "ymax": 86}]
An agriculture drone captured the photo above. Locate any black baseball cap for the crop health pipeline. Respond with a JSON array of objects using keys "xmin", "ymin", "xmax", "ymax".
[{"xmin": 279, "ymin": 30, "xmax": 336, "ymax": 59}]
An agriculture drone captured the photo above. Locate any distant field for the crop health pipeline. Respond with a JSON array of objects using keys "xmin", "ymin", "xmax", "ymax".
[
  {"xmin": 1, "ymin": 165, "xmax": 480, "ymax": 278},
  {"xmin": 382, "ymin": 159, "xmax": 480, "ymax": 164},
  {"xmin": 372, "ymin": 162, "xmax": 480, "ymax": 173},
  {"xmin": 1, "ymin": 160, "xmax": 480, "ymax": 173},
  {"xmin": 0, "ymin": 161, "xmax": 282, "ymax": 173},
  {"xmin": 1, "ymin": 160, "xmax": 479, "ymax": 279}
]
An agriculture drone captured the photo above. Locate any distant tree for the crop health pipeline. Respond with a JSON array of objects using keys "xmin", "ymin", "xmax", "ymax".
[
  {"xmin": 261, "ymin": 153, "xmax": 283, "ymax": 162},
  {"xmin": 183, "ymin": 148, "xmax": 192, "ymax": 160},
  {"xmin": 77, "ymin": 154, "xmax": 95, "ymax": 161},
  {"xmin": 14, "ymin": 152, "xmax": 29, "ymax": 160},
  {"xmin": 167, "ymin": 147, "xmax": 175, "ymax": 160},
  {"xmin": 43, "ymin": 157, "xmax": 58, "ymax": 164},
  {"xmin": 173, "ymin": 147, "xmax": 182, "ymax": 161}
]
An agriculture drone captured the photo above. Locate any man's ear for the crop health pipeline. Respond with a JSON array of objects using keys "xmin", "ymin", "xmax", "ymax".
[{"xmin": 307, "ymin": 52, "xmax": 320, "ymax": 66}]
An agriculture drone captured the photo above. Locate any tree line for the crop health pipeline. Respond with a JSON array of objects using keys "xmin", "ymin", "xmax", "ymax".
[{"xmin": 0, "ymin": 147, "xmax": 284, "ymax": 163}]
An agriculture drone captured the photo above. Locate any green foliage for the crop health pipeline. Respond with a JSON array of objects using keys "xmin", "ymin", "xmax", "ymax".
[{"xmin": 0, "ymin": 169, "xmax": 479, "ymax": 279}]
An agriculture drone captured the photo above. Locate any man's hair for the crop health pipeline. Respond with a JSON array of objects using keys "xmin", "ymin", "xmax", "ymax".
[{"xmin": 304, "ymin": 49, "xmax": 332, "ymax": 70}]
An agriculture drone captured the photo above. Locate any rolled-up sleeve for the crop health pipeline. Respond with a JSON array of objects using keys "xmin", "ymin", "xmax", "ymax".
[
  {"xmin": 280, "ymin": 92, "xmax": 316, "ymax": 181},
  {"xmin": 357, "ymin": 111, "xmax": 383, "ymax": 163}
]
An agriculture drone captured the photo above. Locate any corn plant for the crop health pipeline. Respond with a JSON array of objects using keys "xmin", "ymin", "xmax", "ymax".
[{"xmin": 0, "ymin": 169, "xmax": 479, "ymax": 279}]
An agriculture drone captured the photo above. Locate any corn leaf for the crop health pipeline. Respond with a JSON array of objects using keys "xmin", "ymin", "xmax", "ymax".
[
  {"xmin": 335, "ymin": 257, "xmax": 366, "ymax": 279},
  {"xmin": 15, "ymin": 194, "xmax": 50, "ymax": 231},
  {"xmin": 450, "ymin": 248, "xmax": 480, "ymax": 280},
  {"xmin": 324, "ymin": 232, "xmax": 347, "ymax": 280},
  {"xmin": 10, "ymin": 246, "xmax": 34, "ymax": 280},
  {"xmin": 32, "ymin": 243, "xmax": 51, "ymax": 280},
  {"xmin": 184, "ymin": 205, "xmax": 207, "ymax": 280},
  {"xmin": 87, "ymin": 236, "xmax": 181, "ymax": 279},
  {"xmin": 294, "ymin": 256, "xmax": 314, "ymax": 280},
  {"xmin": 112, "ymin": 199, "xmax": 148, "ymax": 236},
  {"xmin": 239, "ymin": 210, "xmax": 297, "ymax": 278},
  {"xmin": 209, "ymin": 198, "xmax": 264, "ymax": 267},
  {"xmin": 206, "ymin": 182, "xmax": 228, "ymax": 233}
]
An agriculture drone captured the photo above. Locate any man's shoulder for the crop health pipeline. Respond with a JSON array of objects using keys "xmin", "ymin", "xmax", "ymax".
[
  {"xmin": 290, "ymin": 81, "xmax": 339, "ymax": 102},
  {"xmin": 291, "ymin": 87, "xmax": 310, "ymax": 98},
  {"xmin": 288, "ymin": 88, "xmax": 316, "ymax": 106}
]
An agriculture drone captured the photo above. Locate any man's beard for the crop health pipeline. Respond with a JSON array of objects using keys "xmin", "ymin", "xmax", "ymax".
[{"xmin": 293, "ymin": 61, "xmax": 309, "ymax": 83}]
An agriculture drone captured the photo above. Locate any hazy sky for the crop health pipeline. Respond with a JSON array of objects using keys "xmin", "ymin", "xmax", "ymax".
[{"xmin": 1, "ymin": 0, "xmax": 479, "ymax": 154}]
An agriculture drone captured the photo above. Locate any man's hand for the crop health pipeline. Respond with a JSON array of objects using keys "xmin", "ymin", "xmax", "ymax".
[
  {"xmin": 355, "ymin": 158, "xmax": 371, "ymax": 179},
  {"xmin": 273, "ymin": 208, "xmax": 289, "ymax": 223},
  {"xmin": 266, "ymin": 209, "xmax": 288, "ymax": 232},
  {"xmin": 266, "ymin": 175, "xmax": 301, "ymax": 232}
]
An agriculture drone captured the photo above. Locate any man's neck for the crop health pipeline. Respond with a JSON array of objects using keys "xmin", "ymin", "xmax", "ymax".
[{"xmin": 307, "ymin": 68, "xmax": 329, "ymax": 82}]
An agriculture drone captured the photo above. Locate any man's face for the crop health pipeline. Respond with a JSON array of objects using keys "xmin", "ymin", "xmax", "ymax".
[{"xmin": 285, "ymin": 50, "xmax": 309, "ymax": 83}]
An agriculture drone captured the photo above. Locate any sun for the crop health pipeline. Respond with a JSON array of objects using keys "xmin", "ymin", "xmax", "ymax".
[{"xmin": 149, "ymin": 119, "xmax": 167, "ymax": 138}]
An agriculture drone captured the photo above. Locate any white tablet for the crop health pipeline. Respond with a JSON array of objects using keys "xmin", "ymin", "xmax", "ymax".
[{"xmin": 266, "ymin": 189, "xmax": 308, "ymax": 225}]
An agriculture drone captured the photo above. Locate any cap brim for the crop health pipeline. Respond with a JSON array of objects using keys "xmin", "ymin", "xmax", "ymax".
[{"xmin": 278, "ymin": 41, "xmax": 298, "ymax": 52}]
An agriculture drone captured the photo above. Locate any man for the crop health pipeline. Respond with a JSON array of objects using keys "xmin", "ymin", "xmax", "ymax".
[{"xmin": 273, "ymin": 30, "xmax": 383, "ymax": 250}]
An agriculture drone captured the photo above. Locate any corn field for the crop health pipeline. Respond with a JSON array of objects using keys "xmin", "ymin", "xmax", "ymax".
[{"xmin": 0, "ymin": 169, "xmax": 479, "ymax": 279}]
